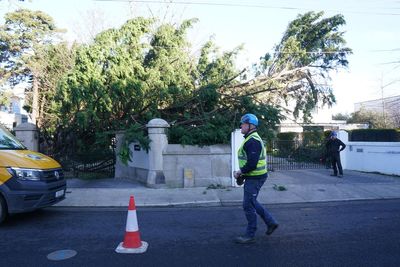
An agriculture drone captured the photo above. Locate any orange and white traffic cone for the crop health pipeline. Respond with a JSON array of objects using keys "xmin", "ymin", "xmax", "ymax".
[{"xmin": 115, "ymin": 196, "xmax": 148, "ymax": 254}]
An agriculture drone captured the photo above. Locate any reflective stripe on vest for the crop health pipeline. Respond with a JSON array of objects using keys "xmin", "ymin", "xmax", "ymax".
[{"xmin": 238, "ymin": 132, "xmax": 267, "ymax": 176}]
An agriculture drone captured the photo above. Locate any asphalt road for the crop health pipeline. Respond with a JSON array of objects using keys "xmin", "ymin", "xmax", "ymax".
[{"xmin": 1, "ymin": 199, "xmax": 400, "ymax": 267}]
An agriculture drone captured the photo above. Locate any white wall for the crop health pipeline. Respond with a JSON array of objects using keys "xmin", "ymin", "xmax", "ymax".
[
  {"xmin": 339, "ymin": 131, "xmax": 400, "ymax": 175},
  {"xmin": 127, "ymin": 142, "xmax": 149, "ymax": 169},
  {"xmin": 345, "ymin": 142, "xmax": 400, "ymax": 175},
  {"xmin": 0, "ymin": 111, "xmax": 16, "ymax": 129},
  {"xmin": 337, "ymin": 130, "xmax": 348, "ymax": 169},
  {"xmin": 114, "ymin": 133, "xmax": 150, "ymax": 183},
  {"xmin": 231, "ymin": 129, "xmax": 244, "ymax": 186}
]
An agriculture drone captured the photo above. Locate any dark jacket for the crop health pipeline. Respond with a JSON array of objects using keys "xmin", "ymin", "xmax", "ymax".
[
  {"xmin": 240, "ymin": 130, "xmax": 268, "ymax": 179},
  {"xmin": 326, "ymin": 138, "xmax": 346, "ymax": 156}
]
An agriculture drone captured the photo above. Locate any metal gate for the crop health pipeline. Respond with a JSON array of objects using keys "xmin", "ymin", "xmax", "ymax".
[
  {"xmin": 40, "ymin": 137, "xmax": 116, "ymax": 179},
  {"xmin": 267, "ymin": 140, "xmax": 326, "ymax": 171}
]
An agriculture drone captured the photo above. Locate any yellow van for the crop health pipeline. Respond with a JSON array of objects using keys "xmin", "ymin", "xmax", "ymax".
[{"xmin": 0, "ymin": 124, "xmax": 66, "ymax": 223}]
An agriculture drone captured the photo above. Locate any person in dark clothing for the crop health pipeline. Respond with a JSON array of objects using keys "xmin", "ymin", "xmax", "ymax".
[
  {"xmin": 233, "ymin": 113, "xmax": 278, "ymax": 244},
  {"xmin": 325, "ymin": 131, "xmax": 346, "ymax": 177}
]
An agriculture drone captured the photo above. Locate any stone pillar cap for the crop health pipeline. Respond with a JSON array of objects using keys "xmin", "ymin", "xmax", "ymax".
[
  {"xmin": 146, "ymin": 118, "xmax": 170, "ymax": 128},
  {"xmin": 13, "ymin": 122, "xmax": 37, "ymax": 131}
]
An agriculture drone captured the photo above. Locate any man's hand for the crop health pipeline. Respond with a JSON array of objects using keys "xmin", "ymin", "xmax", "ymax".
[
  {"xmin": 233, "ymin": 170, "xmax": 242, "ymax": 179},
  {"xmin": 233, "ymin": 170, "xmax": 244, "ymax": 186}
]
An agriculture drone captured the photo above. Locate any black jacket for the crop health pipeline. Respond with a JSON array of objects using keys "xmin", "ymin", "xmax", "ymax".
[{"xmin": 325, "ymin": 138, "xmax": 346, "ymax": 155}]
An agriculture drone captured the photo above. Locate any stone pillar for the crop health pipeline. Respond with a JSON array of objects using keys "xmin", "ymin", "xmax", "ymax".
[
  {"xmin": 114, "ymin": 131, "xmax": 129, "ymax": 179},
  {"xmin": 338, "ymin": 130, "xmax": 349, "ymax": 170},
  {"xmin": 13, "ymin": 122, "xmax": 39, "ymax": 151},
  {"xmin": 146, "ymin": 118, "xmax": 169, "ymax": 188}
]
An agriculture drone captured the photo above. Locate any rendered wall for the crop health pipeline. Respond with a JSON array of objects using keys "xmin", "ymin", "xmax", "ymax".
[
  {"xmin": 114, "ymin": 132, "xmax": 150, "ymax": 183},
  {"xmin": 114, "ymin": 119, "xmax": 232, "ymax": 188},
  {"xmin": 345, "ymin": 142, "xmax": 400, "ymax": 175},
  {"xmin": 13, "ymin": 122, "xmax": 38, "ymax": 151},
  {"xmin": 163, "ymin": 144, "xmax": 231, "ymax": 188},
  {"xmin": 339, "ymin": 131, "xmax": 400, "ymax": 175}
]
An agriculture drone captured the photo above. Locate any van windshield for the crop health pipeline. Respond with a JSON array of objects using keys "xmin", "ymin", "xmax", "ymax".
[{"xmin": 0, "ymin": 125, "xmax": 26, "ymax": 150}]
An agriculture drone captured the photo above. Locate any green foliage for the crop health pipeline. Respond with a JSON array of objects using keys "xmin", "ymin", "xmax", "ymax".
[
  {"xmin": 0, "ymin": 8, "xmax": 66, "ymax": 136},
  {"xmin": 0, "ymin": 89, "xmax": 12, "ymax": 107},
  {"xmin": 277, "ymin": 132, "xmax": 298, "ymax": 141},
  {"xmin": 274, "ymin": 129, "xmax": 326, "ymax": 162},
  {"xmin": 1, "ymin": 11, "xmax": 352, "ymax": 164},
  {"xmin": 275, "ymin": 132, "xmax": 298, "ymax": 157},
  {"xmin": 119, "ymin": 124, "xmax": 150, "ymax": 164},
  {"xmin": 302, "ymin": 128, "xmax": 325, "ymax": 145},
  {"xmin": 168, "ymin": 114, "xmax": 233, "ymax": 145},
  {"xmin": 0, "ymin": 8, "xmax": 60, "ymax": 84},
  {"xmin": 332, "ymin": 112, "xmax": 350, "ymax": 121},
  {"xmin": 347, "ymin": 109, "xmax": 395, "ymax": 129},
  {"xmin": 118, "ymin": 145, "xmax": 131, "ymax": 166},
  {"xmin": 273, "ymin": 184, "xmax": 287, "ymax": 191},
  {"xmin": 206, "ymin": 184, "xmax": 226, "ymax": 189},
  {"xmin": 349, "ymin": 129, "xmax": 400, "ymax": 142},
  {"xmin": 324, "ymin": 130, "xmax": 333, "ymax": 139},
  {"xmin": 30, "ymin": 43, "xmax": 76, "ymax": 131},
  {"xmin": 55, "ymin": 17, "xmax": 282, "ymax": 160},
  {"xmin": 253, "ymin": 11, "xmax": 352, "ymax": 122}
]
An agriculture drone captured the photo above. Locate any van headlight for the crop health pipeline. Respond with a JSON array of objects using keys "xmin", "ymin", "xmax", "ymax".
[{"xmin": 7, "ymin": 167, "xmax": 42, "ymax": 181}]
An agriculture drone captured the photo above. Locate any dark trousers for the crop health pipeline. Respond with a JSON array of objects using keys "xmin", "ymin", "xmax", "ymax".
[
  {"xmin": 243, "ymin": 177, "xmax": 277, "ymax": 237},
  {"xmin": 331, "ymin": 152, "xmax": 343, "ymax": 175}
]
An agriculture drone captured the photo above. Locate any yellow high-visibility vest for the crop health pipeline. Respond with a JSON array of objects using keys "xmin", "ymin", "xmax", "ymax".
[{"xmin": 238, "ymin": 132, "xmax": 267, "ymax": 176}]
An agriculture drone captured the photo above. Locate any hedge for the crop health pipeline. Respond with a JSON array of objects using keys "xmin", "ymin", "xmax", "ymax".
[
  {"xmin": 349, "ymin": 129, "xmax": 400, "ymax": 142},
  {"xmin": 277, "ymin": 132, "xmax": 298, "ymax": 141}
]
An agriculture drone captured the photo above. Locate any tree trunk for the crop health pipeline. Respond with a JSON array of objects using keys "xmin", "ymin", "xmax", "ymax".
[{"xmin": 31, "ymin": 75, "xmax": 39, "ymax": 125}]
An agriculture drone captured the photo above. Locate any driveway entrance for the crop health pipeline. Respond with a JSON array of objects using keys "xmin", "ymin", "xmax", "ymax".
[{"xmin": 267, "ymin": 140, "xmax": 326, "ymax": 171}]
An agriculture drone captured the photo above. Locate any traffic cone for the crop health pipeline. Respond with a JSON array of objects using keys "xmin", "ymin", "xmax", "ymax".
[{"xmin": 115, "ymin": 196, "xmax": 148, "ymax": 254}]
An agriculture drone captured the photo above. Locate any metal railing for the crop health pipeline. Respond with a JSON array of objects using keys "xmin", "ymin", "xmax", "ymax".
[{"xmin": 267, "ymin": 140, "xmax": 325, "ymax": 171}]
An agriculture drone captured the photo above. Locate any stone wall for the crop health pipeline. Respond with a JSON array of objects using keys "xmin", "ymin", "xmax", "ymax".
[
  {"xmin": 163, "ymin": 144, "xmax": 231, "ymax": 187},
  {"xmin": 114, "ymin": 119, "xmax": 232, "ymax": 188},
  {"xmin": 13, "ymin": 122, "xmax": 38, "ymax": 151}
]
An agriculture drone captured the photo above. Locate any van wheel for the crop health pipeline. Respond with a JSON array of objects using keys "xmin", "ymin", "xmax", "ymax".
[{"xmin": 0, "ymin": 195, "xmax": 8, "ymax": 224}]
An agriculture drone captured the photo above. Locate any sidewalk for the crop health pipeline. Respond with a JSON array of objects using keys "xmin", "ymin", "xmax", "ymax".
[{"xmin": 55, "ymin": 169, "xmax": 400, "ymax": 207}]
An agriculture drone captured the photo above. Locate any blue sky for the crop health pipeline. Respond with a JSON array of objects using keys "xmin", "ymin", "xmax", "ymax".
[{"xmin": 1, "ymin": 0, "xmax": 399, "ymax": 121}]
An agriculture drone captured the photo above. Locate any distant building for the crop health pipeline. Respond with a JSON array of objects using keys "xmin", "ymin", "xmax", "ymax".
[
  {"xmin": 278, "ymin": 104, "xmax": 368, "ymax": 133},
  {"xmin": 355, "ymin": 95, "xmax": 400, "ymax": 115},
  {"xmin": 278, "ymin": 121, "xmax": 368, "ymax": 133},
  {"xmin": 354, "ymin": 95, "xmax": 400, "ymax": 127},
  {"xmin": 0, "ymin": 84, "xmax": 30, "ymax": 129}
]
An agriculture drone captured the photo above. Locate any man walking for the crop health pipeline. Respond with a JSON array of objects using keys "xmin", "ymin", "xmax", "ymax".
[
  {"xmin": 326, "ymin": 131, "xmax": 346, "ymax": 177},
  {"xmin": 233, "ymin": 113, "xmax": 278, "ymax": 244}
]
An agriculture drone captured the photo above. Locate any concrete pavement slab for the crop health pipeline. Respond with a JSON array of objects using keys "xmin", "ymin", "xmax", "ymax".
[
  {"xmin": 257, "ymin": 185, "xmax": 306, "ymax": 204},
  {"xmin": 279, "ymin": 184, "xmax": 377, "ymax": 203},
  {"xmin": 355, "ymin": 184, "xmax": 400, "ymax": 199},
  {"xmin": 214, "ymin": 188, "xmax": 242, "ymax": 205},
  {"xmin": 56, "ymin": 187, "xmax": 220, "ymax": 207},
  {"xmin": 56, "ymin": 170, "xmax": 400, "ymax": 207}
]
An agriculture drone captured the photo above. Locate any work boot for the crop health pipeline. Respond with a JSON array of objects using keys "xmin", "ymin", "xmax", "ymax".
[
  {"xmin": 338, "ymin": 174, "xmax": 343, "ymax": 178},
  {"xmin": 266, "ymin": 223, "xmax": 279, "ymax": 235},
  {"xmin": 234, "ymin": 236, "xmax": 256, "ymax": 244},
  {"xmin": 330, "ymin": 174, "xmax": 337, "ymax": 177}
]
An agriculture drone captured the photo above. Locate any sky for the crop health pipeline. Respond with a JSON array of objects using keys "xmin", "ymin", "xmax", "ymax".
[{"xmin": 1, "ymin": 0, "xmax": 399, "ymax": 122}]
